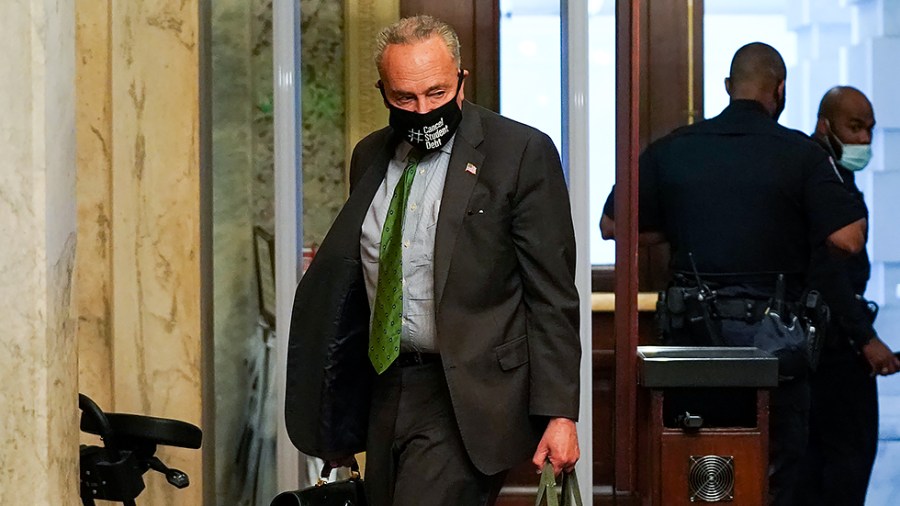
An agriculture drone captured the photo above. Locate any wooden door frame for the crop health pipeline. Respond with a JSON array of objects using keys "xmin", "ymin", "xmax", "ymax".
[
  {"xmin": 400, "ymin": 0, "xmax": 500, "ymax": 112},
  {"xmin": 613, "ymin": 0, "xmax": 704, "ymax": 496}
]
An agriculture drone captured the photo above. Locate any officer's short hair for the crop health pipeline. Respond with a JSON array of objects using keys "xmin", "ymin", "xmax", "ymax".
[{"xmin": 729, "ymin": 42, "xmax": 786, "ymax": 87}]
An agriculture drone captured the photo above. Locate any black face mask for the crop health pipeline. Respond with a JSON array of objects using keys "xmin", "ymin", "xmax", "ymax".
[{"xmin": 380, "ymin": 72, "xmax": 464, "ymax": 153}]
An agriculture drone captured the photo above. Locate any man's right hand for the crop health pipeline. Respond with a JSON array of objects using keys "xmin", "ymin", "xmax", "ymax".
[
  {"xmin": 861, "ymin": 338, "xmax": 900, "ymax": 376},
  {"xmin": 532, "ymin": 417, "xmax": 579, "ymax": 476},
  {"xmin": 327, "ymin": 455, "xmax": 357, "ymax": 469}
]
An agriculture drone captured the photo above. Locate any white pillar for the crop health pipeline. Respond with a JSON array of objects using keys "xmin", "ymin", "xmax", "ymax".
[
  {"xmin": 0, "ymin": 0, "xmax": 78, "ymax": 503},
  {"xmin": 564, "ymin": 0, "xmax": 594, "ymax": 502},
  {"xmin": 273, "ymin": 0, "xmax": 308, "ymax": 491}
]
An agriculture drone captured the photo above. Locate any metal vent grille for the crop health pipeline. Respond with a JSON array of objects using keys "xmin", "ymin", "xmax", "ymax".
[{"xmin": 688, "ymin": 455, "xmax": 734, "ymax": 502}]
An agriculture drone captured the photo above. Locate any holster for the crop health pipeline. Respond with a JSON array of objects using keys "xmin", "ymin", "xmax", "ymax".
[
  {"xmin": 859, "ymin": 295, "xmax": 878, "ymax": 324},
  {"xmin": 656, "ymin": 285, "xmax": 722, "ymax": 346},
  {"xmin": 752, "ymin": 312, "xmax": 809, "ymax": 381},
  {"xmin": 655, "ymin": 288, "xmax": 684, "ymax": 337},
  {"xmin": 751, "ymin": 290, "xmax": 827, "ymax": 379},
  {"xmin": 798, "ymin": 290, "xmax": 830, "ymax": 371}
]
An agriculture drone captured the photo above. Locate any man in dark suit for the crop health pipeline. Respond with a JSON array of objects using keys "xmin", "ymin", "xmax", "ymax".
[{"xmin": 285, "ymin": 15, "xmax": 581, "ymax": 506}]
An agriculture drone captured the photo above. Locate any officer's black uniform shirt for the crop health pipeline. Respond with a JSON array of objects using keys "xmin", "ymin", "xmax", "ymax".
[
  {"xmin": 807, "ymin": 135, "xmax": 875, "ymax": 348},
  {"xmin": 604, "ymin": 100, "xmax": 866, "ymax": 289}
]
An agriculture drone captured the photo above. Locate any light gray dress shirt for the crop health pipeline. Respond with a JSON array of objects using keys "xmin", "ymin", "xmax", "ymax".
[{"xmin": 360, "ymin": 136, "xmax": 454, "ymax": 353}]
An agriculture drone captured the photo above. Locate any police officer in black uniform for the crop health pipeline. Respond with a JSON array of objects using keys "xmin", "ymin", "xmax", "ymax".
[
  {"xmin": 798, "ymin": 86, "xmax": 900, "ymax": 506},
  {"xmin": 601, "ymin": 43, "xmax": 868, "ymax": 506}
]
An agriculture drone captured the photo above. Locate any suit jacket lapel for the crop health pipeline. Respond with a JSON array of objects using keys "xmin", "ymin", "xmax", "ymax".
[
  {"xmin": 348, "ymin": 136, "xmax": 396, "ymax": 234},
  {"xmin": 323, "ymin": 133, "xmax": 396, "ymax": 262},
  {"xmin": 434, "ymin": 102, "xmax": 484, "ymax": 308}
]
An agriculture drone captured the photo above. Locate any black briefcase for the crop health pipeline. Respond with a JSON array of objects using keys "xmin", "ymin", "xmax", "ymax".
[{"xmin": 270, "ymin": 461, "xmax": 367, "ymax": 506}]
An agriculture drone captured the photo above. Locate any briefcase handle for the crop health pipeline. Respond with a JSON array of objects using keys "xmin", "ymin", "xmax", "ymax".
[
  {"xmin": 534, "ymin": 460, "xmax": 583, "ymax": 506},
  {"xmin": 319, "ymin": 457, "xmax": 361, "ymax": 485}
]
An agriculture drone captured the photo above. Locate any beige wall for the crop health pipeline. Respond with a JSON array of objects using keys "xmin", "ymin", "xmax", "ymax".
[
  {"xmin": 0, "ymin": 0, "xmax": 78, "ymax": 504},
  {"xmin": 76, "ymin": 0, "xmax": 115, "ymax": 413},
  {"xmin": 75, "ymin": 1, "xmax": 205, "ymax": 504},
  {"xmin": 65, "ymin": 0, "xmax": 402, "ymax": 502},
  {"xmin": 344, "ymin": 0, "xmax": 395, "ymax": 177}
]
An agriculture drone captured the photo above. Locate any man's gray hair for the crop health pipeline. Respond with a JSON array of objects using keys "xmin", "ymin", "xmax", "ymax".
[{"xmin": 374, "ymin": 15, "xmax": 461, "ymax": 74}]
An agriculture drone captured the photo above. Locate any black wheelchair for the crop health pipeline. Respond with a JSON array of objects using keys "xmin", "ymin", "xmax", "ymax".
[{"xmin": 78, "ymin": 393, "xmax": 202, "ymax": 506}]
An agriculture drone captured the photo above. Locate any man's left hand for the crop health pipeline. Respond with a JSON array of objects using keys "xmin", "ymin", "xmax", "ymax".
[
  {"xmin": 862, "ymin": 337, "xmax": 900, "ymax": 376},
  {"xmin": 532, "ymin": 417, "xmax": 579, "ymax": 475}
]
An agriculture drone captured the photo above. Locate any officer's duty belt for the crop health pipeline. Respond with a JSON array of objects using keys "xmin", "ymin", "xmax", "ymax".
[{"xmin": 711, "ymin": 297, "xmax": 769, "ymax": 322}]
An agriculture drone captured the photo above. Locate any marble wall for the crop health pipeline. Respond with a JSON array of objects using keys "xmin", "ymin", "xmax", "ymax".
[
  {"xmin": 75, "ymin": 0, "xmax": 115, "ymax": 412},
  {"xmin": 74, "ymin": 0, "xmax": 205, "ymax": 504},
  {"xmin": 110, "ymin": 0, "xmax": 205, "ymax": 496},
  {"xmin": 0, "ymin": 0, "xmax": 78, "ymax": 503},
  {"xmin": 56, "ymin": 1, "xmax": 397, "ymax": 503},
  {"xmin": 344, "ymin": 0, "xmax": 395, "ymax": 162},
  {"xmin": 301, "ymin": 0, "xmax": 348, "ymax": 244},
  {"xmin": 210, "ymin": 0, "xmax": 350, "ymax": 500},
  {"xmin": 212, "ymin": 0, "xmax": 267, "ymax": 503},
  {"xmin": 252, "ymin": 0, "xmax": 276, "ymax": 234}
]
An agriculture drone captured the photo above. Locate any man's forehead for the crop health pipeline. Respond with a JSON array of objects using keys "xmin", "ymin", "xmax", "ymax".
[
  {"xmin": 837, "ymin": 93, "xmax": 874, "ymax": 119},
  {"xmin": 383, "ymin": 71, "xmax": 457, "ymax": 91}
]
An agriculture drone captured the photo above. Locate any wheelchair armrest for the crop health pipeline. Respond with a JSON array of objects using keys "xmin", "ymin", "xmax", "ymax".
[
  {"xmin": 81, "ymin": 413, "xmax": 202, "ymax": 450},
  {"xmin": 78, "ymin": 393, "xmax": 115, "ymax": 449}
]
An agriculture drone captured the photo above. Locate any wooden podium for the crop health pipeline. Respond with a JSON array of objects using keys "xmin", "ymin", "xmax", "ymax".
[{"xmin": 636, "ymin": 347, "xmax": 779, "ymax": 505}]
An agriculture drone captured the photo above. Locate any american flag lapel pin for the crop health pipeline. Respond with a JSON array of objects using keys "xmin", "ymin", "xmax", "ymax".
[{"xmin": 465, "ymin": 162, "xmax": 478, "ymax": 175}]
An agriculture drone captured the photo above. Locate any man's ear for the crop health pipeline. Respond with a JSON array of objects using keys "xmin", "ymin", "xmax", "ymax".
[
  {"xmin": 457, "ymin": 69, "xmax": 469, "ymax": 104},
  {"xmin": 814, "ymin": 116, "xmax": 829, "ymax": 137},
  {"xmin": 724, "ymin": 77, "xmax": 732, "ymax": 97},
  {"xmin": 376, "ymin": 80, "xmax": 390, "ymax": 107},
  {"xmin": 777, "ymin": 80, "xmax": 785, "ymax": 99}
]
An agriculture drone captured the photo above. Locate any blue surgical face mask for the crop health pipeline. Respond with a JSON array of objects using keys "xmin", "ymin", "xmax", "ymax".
[
  {"xmin": 825, "ymin": 119, "xmax": 872, "ymax": 172},
  {"xmin": 840, "ymin": 144, "xmax": 872, "ymax": 172}
]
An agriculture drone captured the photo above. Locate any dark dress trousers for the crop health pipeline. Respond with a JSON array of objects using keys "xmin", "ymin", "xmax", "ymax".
[{"xmin": 285, "ymin": 101, "xmax": 581, "ymax": 477}]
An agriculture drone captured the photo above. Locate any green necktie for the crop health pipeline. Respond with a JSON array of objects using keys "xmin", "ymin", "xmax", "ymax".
[{"xmin": 369, "ymin": 153, "xmax": 420, "ymax": 374}]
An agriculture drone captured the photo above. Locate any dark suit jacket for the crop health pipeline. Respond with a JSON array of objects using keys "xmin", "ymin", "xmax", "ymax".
[{"xmin": 285, "ymin": 101, "xmax": 581, "ymax": 475}]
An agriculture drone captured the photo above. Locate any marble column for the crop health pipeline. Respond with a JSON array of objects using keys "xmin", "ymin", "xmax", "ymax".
[
  {"xmin": 74, "ymin": 0, "xmax": 206, "ymax": 504},
  {"xmin": 0, "ymin": 0, "xmax": 78, "ymax": 504},
  {"xmin": 301, "ymin": 0, "xmax": 349, "ymax": 244},
  {"xmin": 212, "ymin": 0, "xmax": 259, "ymax": 503},
  {"xmin": 76, "ymin": 0, "xmax": 115, "ymax": 412}
]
